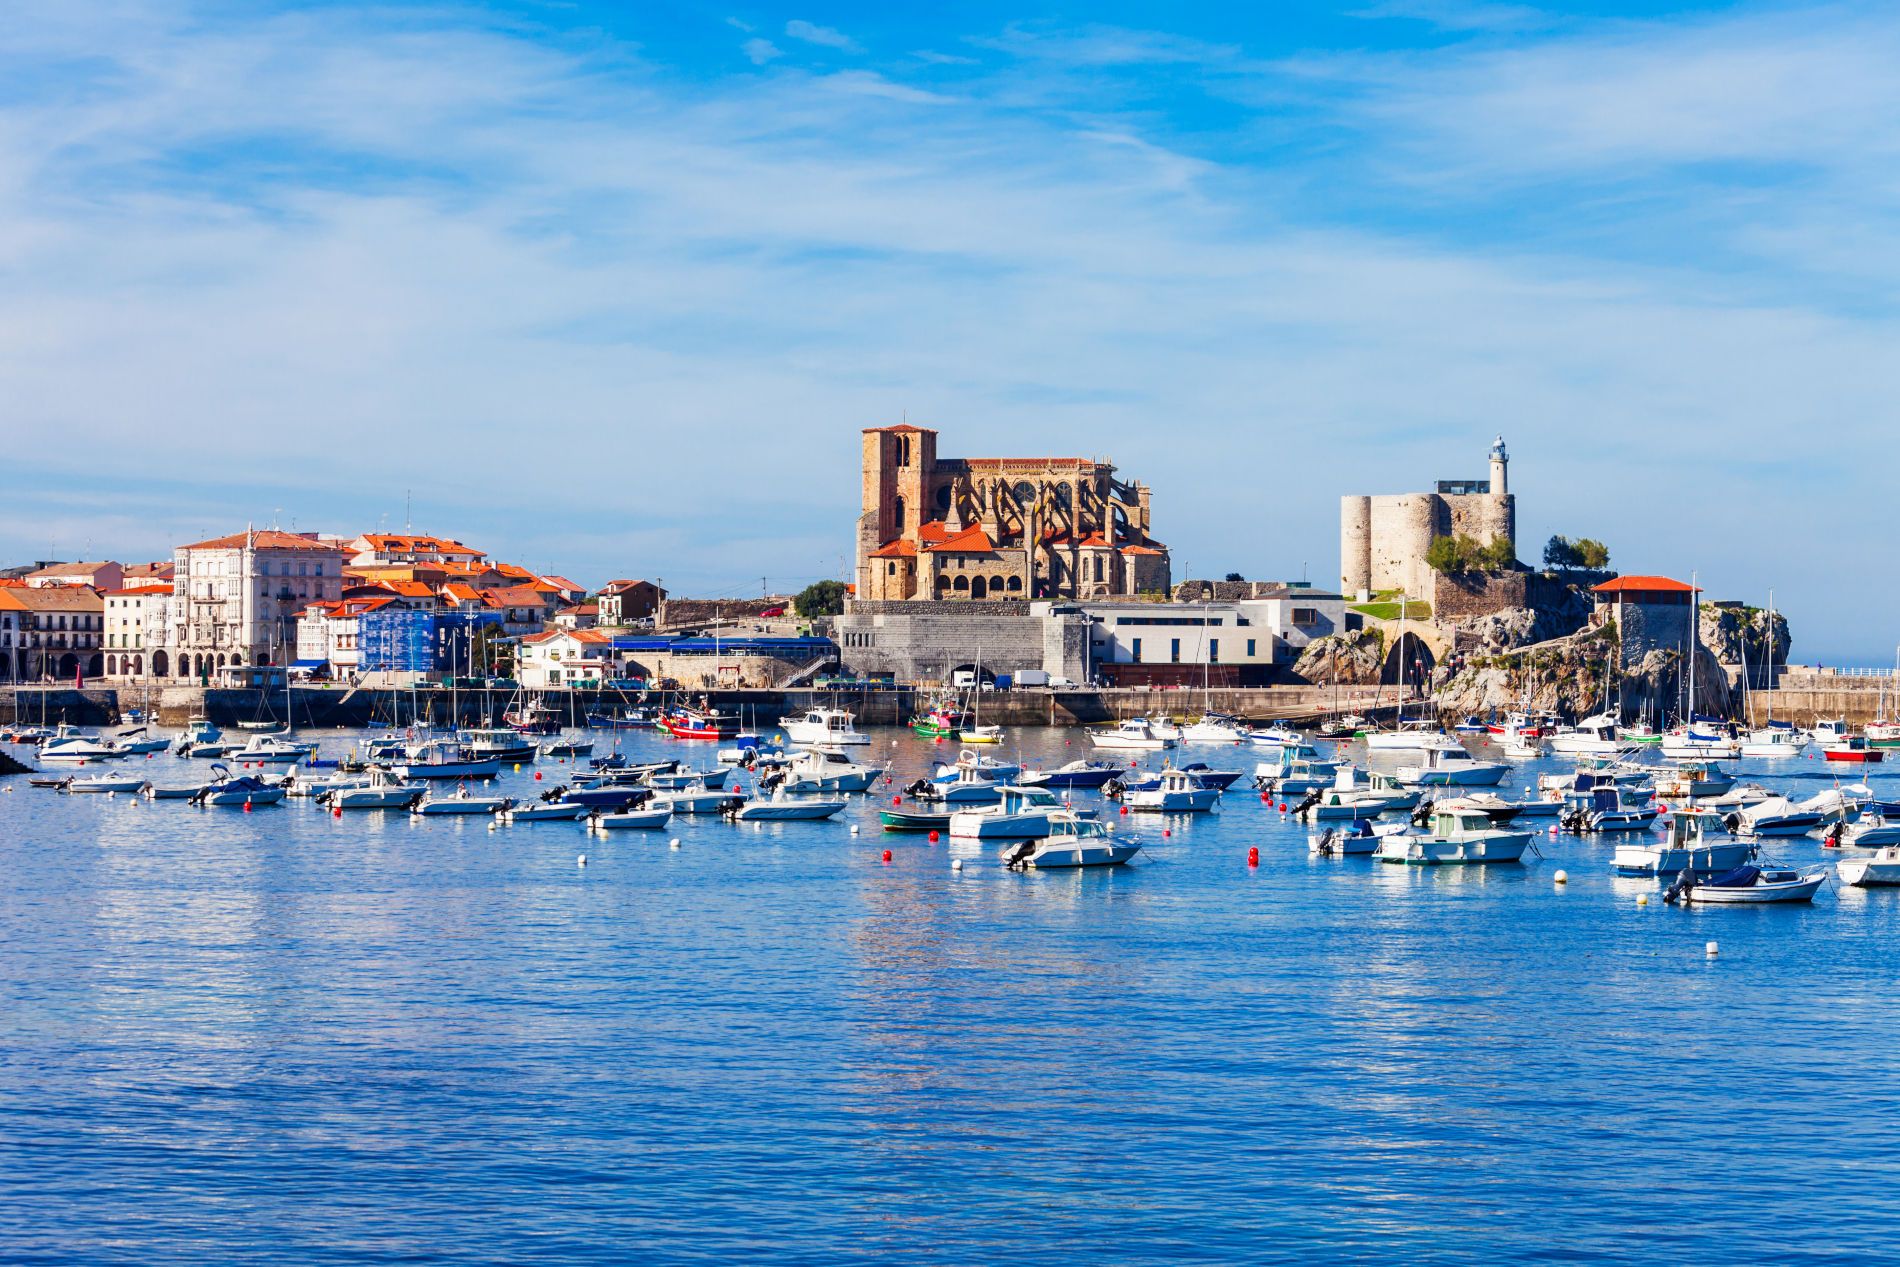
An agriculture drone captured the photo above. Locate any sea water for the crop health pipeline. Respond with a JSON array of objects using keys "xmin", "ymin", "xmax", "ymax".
[{"xmin": 3, "ymin": 728, "xmax": 1898, "ymax": 1263}]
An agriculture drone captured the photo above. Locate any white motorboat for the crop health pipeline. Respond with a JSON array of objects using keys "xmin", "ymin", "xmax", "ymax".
[
  {"xmin": 1807, "ymin": 718, "xmax": 1850, "ymax": 745},
  {"xmin": 1121, "ymin": 768, "xmax": 1219, "ymax": 813},
  {"xmin": 392, "ymin": 738, "xmax": 503, "ymax": 781},
  {"xmin": 1725, "ymin": 795, "xmax": 1825, "ymax": 838},
  {"xmin": 1247, "ymin": 724, "xmax": 1305, "ymax": 748},
  {"xmin": 231, "ymin": 733, "xmax": 313, "ymax": 765},
  {"xmin": 651, "ymin": 790, "xmax": 745, "ymax": 815},
  {"xmin": 1432, "ymin": 791, "xmax": 1547, "ymax": 822},
  {"xmin": 112, "ymin": 727, "xmax": 170, "ymax": 754},
  {"xmin": 773, "ymin": 748, "xmax": 885, "ymax": 794},
  {"xmin": 412, "ymin": 787, "xmax": 513, "ymax": 816},
  {"xmin": 172, "ymin": 717, "xmax": 223, "ymax": 754},
  {"xmin": 1296, "ymin": 768, "xmax": 1416, "ymax": 820},
  {"xmin": 1002, "ymin": 814, "xmax": 1140, "ymax": 868},
  {"xmin": 61, "ymin": 773, "xmax": 145, "ymax": 794},
  {"xmin": 1837, "ymin": 846, "xmax": 1900, "ymax": 886},
  {"xmin": 1178, "ymin": 713, "xmax": 1253, "ymax": 745},
  {"xmin": 459, "ymin": 727, "xmax": 538, "ymax": 764},
  {"xmin": 499, "ymin": 800, "xmax": 590, "ymax": 823},
  {"xmin": 140, "ymin": 780, "xmax": 206, "ymax": 800},
  {"xmin": 1308, "ymin": 818, "xmax": 1409, "ymax": 855},
  {"xmin": 1666, "ymin": 864, "xmax": 1830, "ymax": 904},
  {"xmin": 591, "ymin": 806, "xmax": 674, "ymax": 829},
  {"xmin": 1827, "ymin": 813, "xmax": 1900, "ymax": 850},
  {"xmin": 1502, "ymin": 737, "xmax": 1545, "ymax": 760},
  {"xmin": 322, "ymin": 768, "xmax": 421, "ymax": 810},
  {"xmin": 1374, "ymin": 808, "xmax": 1532, "ymax": 865},
  {"xmin": 39, "ymin": 727, "xmax": 123, "ymax": 762},
  {"xmin": 778, "ymin": 706, "xmax": 871, "ymax": 748},
  {"xmin": 1395, "ymin": 745, "xmax": 1508, "ymax": 788},
  {"xmin": 949, "ymin": 785, "xmax": 1071, "ymax": 839},
  {"xmin": 1547, "ymin": 714, "xmax": 1625, "ymax": 757},
  {"xmin": 1741, "ymin": 721, "xmax": 1807, "ymax": 758},
  {"xmin": 1088, "ymin": 719, "xmax": 1176, "ymax": 751},
  {"xmin": 1254, "ymin": 741, "xmax": 1342, "ymax": 783},
  {"xmin": 930, "ymin": 751, "xmax": 1023, "ymax": 784},
  {"xmin": 1611, "ymin": 809, "xmax": 1754, "ymax": 876},
  {"xmin": 726, "ymin": 792, "xmax": 848, "ymax": 821}
]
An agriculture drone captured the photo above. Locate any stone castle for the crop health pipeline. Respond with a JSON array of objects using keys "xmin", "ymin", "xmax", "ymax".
[
  {"xmin": 1340, "ymin": 437, "xmax": 1516, "ymax": 601},
  {"xmin": 855, "ymin": 424, "xmax": 1172, "ymax": 603}
]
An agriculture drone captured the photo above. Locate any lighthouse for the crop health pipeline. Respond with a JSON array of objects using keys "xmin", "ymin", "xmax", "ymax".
[{"xmin": 1489, "ymin": 435, "xmax": 1509, "ymax": 497}]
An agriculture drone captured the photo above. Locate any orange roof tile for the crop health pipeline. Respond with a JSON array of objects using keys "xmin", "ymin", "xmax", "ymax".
[
  {"xmin": 181, "ymin": 529, "xmax": 342, "ymax": 552},
  {"xmin": 1592, "ymin": 576, "xmax": 1695, "ymax": 594},
  {"xmin": 1120, "ymin": 545, "xmax": 1164, "ymax": 556},
  {"xmin": 924, "ymin": 526, "xmax": 996, "ymax": 554},
  {"xmin": 870, "ymin": 539, "xmax": 918, "ymax": 559}
]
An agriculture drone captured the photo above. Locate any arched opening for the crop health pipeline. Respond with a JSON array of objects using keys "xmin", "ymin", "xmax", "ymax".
[
  {"xmin": 106, "ymin": 655, "xmax": 118, "ymax": 676},
  {"xmin": 952, "ymin": 575, "xmax": 969, "ymax": 592},
  {"xmin": 893, "ymin": 495, "xmax": 906, "ymax": 535},
  {"xmin": 1007, "ymin": 575, "xmax": 1022, "ymax": 592},
  {"xmin": 153, "ymin": 650, "xmax": 167, "ymax": 677},
  {"xmin": 1381, "ymin": 633, "xmax": 1437, "ymax": 687},
  {"xmin": 971, "ymin": 576, "xmax": 987, "ymax": 599},
  {"xmin": 57, "ymin": 653, "xmax": 79, "ymax": 679},
  {"xmin": 86, "ymin": 654, "xmax": 103, "ymax": 678},
  {"xmin": 934, "ymin": 575, "xmax": 950, "ymax": 595},
  {"xmin": 132, "ymin": 656, "xmax": 143, "ymax": 676},
  {"xmin": 216, "ymin": 653, "xmax": 228, "ymax": 669}
]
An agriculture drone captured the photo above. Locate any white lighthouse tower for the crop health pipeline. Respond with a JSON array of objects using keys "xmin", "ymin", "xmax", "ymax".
[{"xmin": 1489, "ymin": 435, "xmax": 1509, "ymax": 497}]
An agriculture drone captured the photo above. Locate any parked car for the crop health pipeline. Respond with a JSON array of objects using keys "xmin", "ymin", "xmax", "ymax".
[{"xmin": 758, "ymin": 606, "xmax": 785, "ymax": 618}]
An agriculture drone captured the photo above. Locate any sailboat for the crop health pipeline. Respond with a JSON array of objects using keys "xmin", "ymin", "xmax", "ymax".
[
  {"xmin": 959, "ymin": 645, "xmax": 1006, "ymax": 744},
  {"xmin": 1867, "ymin": 644, "xmax": 1900, "ymax": 748},
  {"xmin": 1741, "ymin": 594, "xmax": 1805, "ymax": 757},
  {"xmin": 1661, "ymin": 574, "xmax": 1742, "ymax": 760}
]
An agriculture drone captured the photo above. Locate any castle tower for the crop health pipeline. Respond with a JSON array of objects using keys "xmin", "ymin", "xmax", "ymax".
[
  {"xmin": 858, "ymin": 424, "xmax": 937, "ymax": 598},
  {"xmin": 1489, "ymin": 435, "xmax": 1509, "ymax": 497},
  {"xmin": 1340, "ymin": 495, "xmax": 1373, "ymax": 600}
]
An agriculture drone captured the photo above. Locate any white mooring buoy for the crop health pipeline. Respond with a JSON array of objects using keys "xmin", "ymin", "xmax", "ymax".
[
  {"xmin": 1706, "ymin": 940, "xmax": 1720, "ymax": 957},
  {"xmin": 952, "ymin": 858, "xmax": 964, "ymax": 871},
  {"xmin": 577, "ymin": 854, "xmax": 587, "ymax": 867},
  {"xmin": 1553, "ymin": 869, "xmax": 1568, "ymax": 884}
]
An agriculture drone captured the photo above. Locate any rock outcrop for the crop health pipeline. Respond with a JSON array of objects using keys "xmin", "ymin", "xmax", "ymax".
[
  {"xmin": 1451, "ymin": 597, "xmax": 1590, "ymax": 655},
  {"xmin": 1700, "ymin": 604, "xmax": 1791, "ymax": 670},
  {"xmin": 1433, "ymin": 628, "xmax": 1734, "ymax": 722},
  {"xmin": 1292, "ymin": 630, "xmax": 1384, "ymax": 686}
]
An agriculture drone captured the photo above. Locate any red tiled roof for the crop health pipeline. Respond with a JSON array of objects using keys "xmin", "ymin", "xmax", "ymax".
[
  {"xmin": 1120, "ymin": 545, "xmax": 1164, "ymax": 556},
  {"xmin": 924, "ymin": 526, "xmax": 996, "ymax": 554},
  {"xmin": 917, "ymin": 521, "xmax": 950, "ymax": 545},
  {"xmin": 1592, "ymin": 576, "xmax": 1695, "ymax": 594},
  {"xmin": 104, "ymin": 585, "xmax": 174, "ymax": 596},
  {"xmin": 25, "ymin": 561, "xmax": 117, "ymax": 578},
  {"xmin": 181, "ymin": 529, "xmax": 341, "ymax": 552},
  {"xmin": 870, "ymin": 539, "xmax": 918, "ymax": 559},
  {"xmin": 440, "ymin": 583, "xmax": 483, "ymax": 603},
  {"xmin": 538, "ymin": 575, "xmax": 583, "ymax": 591},
  {"xmin": 357, "ymin": 533, "xmax": 484, "ymax": 556}
]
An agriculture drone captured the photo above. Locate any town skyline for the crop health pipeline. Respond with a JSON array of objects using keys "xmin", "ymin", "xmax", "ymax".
[{"xmin": 5, "ymin": 2, "xmax": 1896, "ymax": 659}]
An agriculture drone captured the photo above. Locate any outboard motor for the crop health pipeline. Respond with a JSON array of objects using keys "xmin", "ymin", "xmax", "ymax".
[
  {"xmin": 540, "ymin": 785, "xmax": 567, "ymax": 803},
  {"xmin": 1314, "ymin": 827, "xmax": 1339, "ymax": 857},
  {"xmin": 1824, "ymin": 820, "xmax": 1846, "ymax": 848},
  {"xmin": 1663, "ymin": 872, "xmax": 1693, "ymax": 905},
  {"xmin": 760, "ymin": 769, "xmax": 786, "ymax": 793},
  {"xmin": 1103, "ymin": 778, "xmax": 1126, "ymax": 800},
  {"xmin": 1003, "ymin": 840, "xmax": 1037, "ymax": 870},
  {"xmin": 1292, "ymin": 789, "xmax": 1322, "ymax": 818},
  {"xmin": 1410, "ymin": 800, "xmax": 1434, "ymax": 828},
  {"xmin": 1723, "ymin": 811, "xmax": 1744, "ymax": 835},
  {"xmin": 904, "ymin": 777, "xmax": 933, "ymax": 800}
]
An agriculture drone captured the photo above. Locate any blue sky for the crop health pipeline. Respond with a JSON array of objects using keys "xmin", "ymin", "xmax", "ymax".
[{"xmin": 2, "ymin": 1, "xmax": 1895, "ymax": 659}]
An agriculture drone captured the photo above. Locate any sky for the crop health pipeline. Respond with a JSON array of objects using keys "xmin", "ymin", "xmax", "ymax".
[{"xmin": 1, "ymin": 1, "xmax": 1895, "ymax": 660}]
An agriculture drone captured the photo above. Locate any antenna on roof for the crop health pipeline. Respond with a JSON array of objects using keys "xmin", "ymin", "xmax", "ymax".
[{"xmin": 405, "ymin": 489, "xmax": 412, "ymax": 533}]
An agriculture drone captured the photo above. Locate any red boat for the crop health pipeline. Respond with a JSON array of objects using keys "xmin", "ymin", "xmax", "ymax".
[
  {"xmin": 660, "ymin": 709, "xmax": 739, "ymax": 740},
  {"xmin": 1822, "ymin": 736, "xmax": 1884, "ymax": 763}
]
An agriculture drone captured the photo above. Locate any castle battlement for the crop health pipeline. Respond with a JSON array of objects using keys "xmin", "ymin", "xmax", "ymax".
[{"xmin": 1340, "ymin": 437, "xmax": 1516, "ymax": 601}]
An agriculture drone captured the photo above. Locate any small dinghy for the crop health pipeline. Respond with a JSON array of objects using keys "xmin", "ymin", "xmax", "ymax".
[
  {"xmin": 141, "ymin": 781, "xmax": 206, "ymax": 800},
  {"xmin": 590, "ymin": 806, "xmax": 674, "ymax": 830},
  {"xmin": 62, "ymin": 773, "xmax": 146, "ymax": 794},
  {"xmin": 498, "ymin": 801, "xmax": 589, "ymax": 823},
  {"xmin": 1666, "ymin": 864, "xmax": 1830, "ymax": 904},
  {"xmin": 1309, "ymin": 819, "xmax": 1407, "ymax": 856},
  {"xmin": 879, "ymin": 808, "xmax": 953, "ymax": 832},
  {"xmin": 541, "ymin": 738, "xmax": 595, "ymax": 758},
  {"xmin": 412, "ymin": 788, "xmax": 513, "ymax": 816}
]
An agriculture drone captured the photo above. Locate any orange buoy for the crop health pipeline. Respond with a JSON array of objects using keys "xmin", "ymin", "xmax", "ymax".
[{"xmin": 1247, "ymin": 846, "xmax": 1259, "ymax": 866}]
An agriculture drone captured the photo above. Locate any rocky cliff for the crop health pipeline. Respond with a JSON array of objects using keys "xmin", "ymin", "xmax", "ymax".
[
  {"xmin": 1700, "ymin": 604, "xmax": 1791, "ymax": 669},
  {"xmin": 1432, "ymin": 626, "xmax": 1734, "ymax": 721},
  {"xmin": 1291, "ymin": 630, "xmax": 1384, "ymax": 686}
]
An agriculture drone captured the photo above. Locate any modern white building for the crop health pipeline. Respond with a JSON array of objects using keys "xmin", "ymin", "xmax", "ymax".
[
  {"xmin": 515, "ymin": 629, "xmax": 619, "ymax": 689},
  {"xmin": 1081, "ymin": 585, "xmax": 1347, "ymax": 686},
  {"xmin": 167, "ymin": 529, "xmax": 345, "ymax": 681}
]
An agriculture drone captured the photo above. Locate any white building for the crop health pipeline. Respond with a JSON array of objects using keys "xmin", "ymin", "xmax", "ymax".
[
  {"xmin": 516, "ymin": 629, "xmax": 619, "ymax": 689},
  {"xmin": 102, "ymin": 584, "xmax": 172, "ymax": 679},
  {"xmin": 347, "ymin": 533, "xmax": 486, "ymax": 568},
  {"xmin": 168, "ymin": 529, "xmax": 345, "ymax": 681},
  {"xmin": 1081, "ymin": 601, "xmax": 1279, "ymax": 686},
  {"xmin": 295, "ymin": 596, "xmax": 399, "ymax": 678},
  {"xmin": 24, "ymin": 561, "xmax": 124, "ymax": 590}
]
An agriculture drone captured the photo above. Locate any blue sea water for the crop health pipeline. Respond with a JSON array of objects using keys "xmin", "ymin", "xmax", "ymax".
[{"xmin": 3, "ymin": 727, "xmax": 1899, "ymax": 1264}]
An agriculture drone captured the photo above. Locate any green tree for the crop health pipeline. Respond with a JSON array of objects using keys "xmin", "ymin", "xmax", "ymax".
[
  {"xmin": 1574, "ymin": 538, "xmax": 1611, "ymax": 570},
  {"xmin": 1544, "ymin": 534, "xmax": 1580, "ymax": 570},
  {"xmin": 1223, "ymin": 571, "xmax": 1245, "ymax": 583},
  {"xmin": 794, "ymin": 580, "xmax": 847, "ymax": 617},
  {"xmin": 1479, "ymin": 535, "xmax": 1517, "ymax": 570}
]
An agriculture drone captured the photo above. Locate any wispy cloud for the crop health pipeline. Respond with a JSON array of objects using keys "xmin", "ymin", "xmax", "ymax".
[
  {"xmin": 1350, "ymin": 0, "xmax": 1549, "ymax": 33},
  {"xmin": 743, "ymin": 38, "xmax": 781, "ymax": 65},
  {"xmin": 784, "ymin": 19, "xmax": 860, "ymax": 52}
]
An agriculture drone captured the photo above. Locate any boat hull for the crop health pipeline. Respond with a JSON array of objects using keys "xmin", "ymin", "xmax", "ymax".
[
  {"xmin": 1611, "ymin": 841, "xmax": 1753, "ymax": 876},
  {"xmin": 1375, "ymin": 832, "xmax": 1531, "ymax": 865},
  {"xmin": 391, "ymin": 760, "xmax": 503, "ymax": 780},
  {"xmin": 731, "ymin": 801, "xmax": 846, "ymax": 821}
]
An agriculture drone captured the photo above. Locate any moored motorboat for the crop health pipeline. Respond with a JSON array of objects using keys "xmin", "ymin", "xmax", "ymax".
[
  {"xmin": 949, "ymin": 785, "xmax": 1071, "ymax": 839},
  {"xmin": 1309, "ymin": 818, "xmax": 1408, "ymax": 856},
  {"xmin": 1725, "ymin": 795, "xmax": 1824, "ymax": 838},
  {"xmin": 1118, "ymin": 768, "xmax": 1219, "ymax": 813},
  {"xmin": 190, "ymin": 770, "xmax": 287, "ymax": 807},
  {"xmin": 778, "ymin": 706, "xmax": 871, "ymax": 748},
  {"xmin": 1017, "ymin": 759, "xmax": 1120, "ymax": 789},
  {"xmin": 1612, "ymin": 809, "xmax": 1754, "ymax": 877},
  {"xmin": 1374, "ymin": 808, "xmax": 1531, "ymax": 865},
  {"xmin": 590, "ymin": 806, "xmax": 674, "ymax": 829},
  {"xmin": 62, "ymin": 773, "xmax": 145, "ymax": 794},
  {"xmin": 460, "ymin": 727, "xmax": 538, "ymax": 764},
  {"xmin": 499, "ymin": 801, "xmax": 590, "ymax": 823},
  {"xmin": 321, "ymin": 768, "xmax": 422, "ymax": 810},
  {"xmin": 1837, "ymin": 847, "xmax": 1900, "ymax": 886},
  {"xmin": 724, "ymin": 792, "xmax": 848, "ymax": 821},
  {"xmin": 650, "ymin": 790, "xmax": 746, "ymax": 815},
  {"xmin": 1395, "ymin": 745, "xmax": 1508, "ymax": 788},
  {"xmin": 541, "ymin": 737, "xmax": 594, "ymax": 758},
  {"xmin": 1666, "ymin": 864, "xmax": 1830, "ymax": 904},
  {"xmin": 392, "ymin": 738, "xmax": 503, "ymax": 781},
  {"xmin": 1822, "ymin": 736, "xmax": 1883, "ymax": 764},
  {"xmin": 879, "ymin": 808, "xmax": 953, "ymax": 832},
  {"xmin": 770, "ymin": 747, "xmax": 885, "ymax": 794},
  {"xmin": 1088, "ymin": 718, "xmax": 1176, "ymax": 751},
  {"xmin": 412, "ymin": 787, "xmax": 513, "ymax": 816},
  {"xmin": 1002, "ymin": 814, "xmax": 1139, "ymax": 868}
]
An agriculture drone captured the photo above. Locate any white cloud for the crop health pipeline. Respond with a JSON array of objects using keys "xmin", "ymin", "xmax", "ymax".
[
  {"xmin": 1350, "ymin": 0, "xmax": 1548, "ymax": 33},
  {"xmin": 743, "ymin": 38, "xmax": 781, "ymax": 65},
  {"xmin": 784, "ymin": 19, "xmax": 860, "ymax": 52}
]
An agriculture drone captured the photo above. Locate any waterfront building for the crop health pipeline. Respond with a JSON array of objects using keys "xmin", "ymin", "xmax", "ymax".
[
  {"xmin": 554, "ymin": 603, "xmax": 599, "ymax": 631},
  {"xmin": 167, "ymin": 529, "xmax": 345, "ymax": 681},
  {"xmin": 1591, "ymin": 575, "xmax": 1697, "ymax": 668},
  {"xmin": 537, "ymin": 575, "xmax": 587, "ymax": 604},
  {"xmin": 833, "ymin": 602, "xmax": 1090, "ymax": 686},
  {"xmin": 347, "ymin": 533, "xmax": 487, "ymax": 568},
  {"xmin": 0, "ymin": 586, "xmax": 106, "ymax": 681},
  {"xmin": 102, "ymin": 584, "xmax": 173, "ymax": 679},
  {"xmin": 855, "ymin": 424, "xmax": 1171, "ymax": 604},
  {"xmin": 597, "ymin": 579, "xmax": 664, "ymax": 626},
  {"xmin": 24, "ymin": 561, "xmax": 124, "ymax": 591},
  {"xmin": 516, "ymin": 630, "xmax": 619, "ymax": 689},
  {"xmin": 123, "ymin": 561, "xmax": 175, "ymax": 586},
  {"xmin": 1340, "ymin": 437, "xmax": 1516, "ymax": 602},
  {"xmin": 480, "ymin": 584, "xmax": 564, "ymax": 637},
  {"xmin": 351, "ymin": 608, "xmax": 504, "ymax": 682}
]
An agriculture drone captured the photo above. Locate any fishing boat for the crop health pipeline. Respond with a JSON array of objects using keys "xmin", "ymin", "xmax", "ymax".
[
  {"xmin": 1002, "ymin": 815, "xmax": 1140, "ymax": 868},
  {"xmin": 1309, "ymin": 818, "xmax": 1409, "ymax": 856},
  {"xmin": 1088, "ymin": 718, "xmax": 1175, "ymax": 751},
  {"xmin": 412, "ymin": 786, "xmax": 513, "ymax": 816},
  {"xmin": 1612, "ymin": 809, "xmax": 1753, "ymax": 876},
  {"xmin": 725, "ymin": 791, "xmax": 848, "ymax": 822},
  {"xmin": 779, "ymin": 706, "xmax": 871, "ymax": 748},
  {"xmin": 460, "ymin": 728, "xmax": 538, "ymax": 763},
  {"xmin": 1665, "ymin": 864, "xmax": 1830, "ymax": 904},
  {"xmin": 1560, "ymin": 785, "xmax": 1658, "ymax": 833},
  {"xmin": 1395, "ymin": 745, "xmax": 1508, "ymax": 788},
  {"xmin": 1821, "ymin": 735, "xmax": 1883, "ymax": 764},
  {"xmin": 1017, "ymin": 759, "xmax": 1121, "ymax": 789},
  {"xmin": 1741, "ymin": 720, "xmax": 1808, "ymax": 759},
  {"xmin": 503, "ymin": 696, "xmax": 563, "ymax": 735},
  {"xmin": 1616, "ymin": 723, "xmax": 1663, "ymax": 746},
  {"xmin": 660, "ymin": 708, "xmax": 739, "ymax": 740},
  {"xmin": 1836, "ymin": 847, "xmax": 1900, "ymax": 886},
  {"xmin": 909, "ymin": 697, "xmax": 971, "ymax": 740},
  {"xmin": 1119, "ymin": 768, "xmax": 1219, "ymax": 813},
  {"xmin": 949, "ymin": 785, "xmax": 1072, "ymax": 839},
  {"xmin": 391, "ymin": 738, "xmax": 503, "ymax": 781},
  {"xmin": 771, "ymin": 748, "xmax": 885, "ymax": 794},
  {"xmin": 587, "ymin": 707, "xmax": 660, "ymax": 730},
  {"xmin": 1374, "ymin": 808, "xmax": 1532, "ymax": 865}
]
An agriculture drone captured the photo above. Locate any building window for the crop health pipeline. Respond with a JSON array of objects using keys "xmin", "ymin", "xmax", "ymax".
[
  {"xmin": 1292, "ymin": 607, "xmax": 1319, "ymax": 626},
  {"xmin": 1131, "ymin": 637, "xmax": 1142, "ymax": 661},
  {"xmin": 1170, "ymin": 638, "xmax": 1180, "ymax": 663},
  {"xmin": 1210, "ymin": 639, "xmax": 1219, "ymax": 663},
  {"xmin": 1246, "ymin": 639, "xmax": 1256, "ymax": 658}
]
